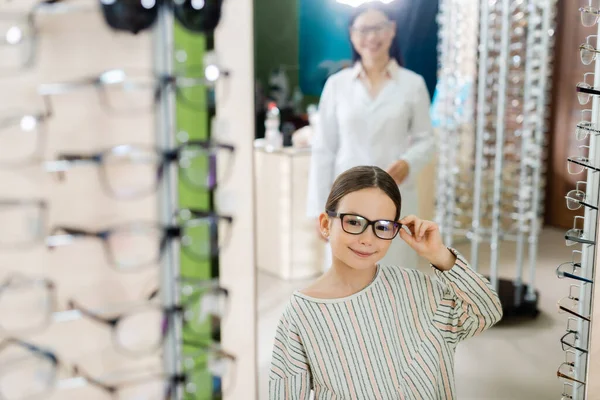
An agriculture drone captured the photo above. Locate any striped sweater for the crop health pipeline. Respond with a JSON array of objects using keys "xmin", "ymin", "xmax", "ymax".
[{"xmin": 269, "ymin": 248, "xmax": 503, "ymax": 399}]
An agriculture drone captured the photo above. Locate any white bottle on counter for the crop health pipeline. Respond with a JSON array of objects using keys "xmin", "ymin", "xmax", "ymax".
[{"xmin": 264, "ymin": 101, "xmax": 282, "ymax": 149}]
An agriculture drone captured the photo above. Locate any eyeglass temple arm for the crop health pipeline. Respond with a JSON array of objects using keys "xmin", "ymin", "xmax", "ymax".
[
  {"xmin": 37, "ymin": 75, "xmax": 100, "ymax": 97},
  {"xmin": 72, "ymin": 364, "xmax": 116, "ymax": 394},
  {"xmin": 568, "ymin": 157, "xmax": 600, "ymax": 172},
  {"xmin": 557, "ymin": 370, "xmax": 586, "ymax": 386},
  {"xmin": 565, "ymin": 234, "xmax": 596, "ymax": 246},
  {"xmin": 559, "ymin": 305, "xmax": 591, "ymax": 322},
  {"xmin": 560, "ymin": 270, "xmax": 594, "ymax": 284},
  {"xmin": 67, "ymin": 299, "xmax": 119, "ymax": 327},
  {"xmin": 46, "ymin": 226, "xmax": 102, "ymax": 249}
]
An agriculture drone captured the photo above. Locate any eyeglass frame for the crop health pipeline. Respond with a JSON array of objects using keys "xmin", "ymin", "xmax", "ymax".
[
  {"xmin": 66, "ymin": 281, "xmax": 229, "ymax": 357},
  {"xmin": 565, "ymin": 181, "xmax": 598, "ymax": 211},
  {"xmin": 0, "ymin": 198, "xmax": 48, "ymax": 248},
  {"xmin": 325, "ymin": 210, "xmax": 402, "ymax": 240},
  {"xmin": 36, "ymin": 61, "xmax": 230, "ymax": 113},
  {"xmin": 45, "ymin": 209, "xmax": 234, "ymax": 269},
  {"xmin": 44, "ymin": 140, "xmax": 235, "ymax": 200}
]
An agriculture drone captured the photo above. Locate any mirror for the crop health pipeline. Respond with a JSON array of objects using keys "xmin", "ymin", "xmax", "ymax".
[{"xmin": 252, "ymin": 0, "xmax": 584, "ymax": 398}]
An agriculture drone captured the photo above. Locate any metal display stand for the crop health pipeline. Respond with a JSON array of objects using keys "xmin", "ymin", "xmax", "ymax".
[
  {"xmin": 0, "ymin": 2, "xmax": 224, "ymax": 399},
  {"xmin": 560, "ymin": 15, "xmax": 600, "ymax": 400},
  {"xmin": 154, "ymin": 7, "xmax": 183, "ymax": 396},
  {"xmin": 435, "ymin": 0, "xmax": 556, "ymax": 320}
]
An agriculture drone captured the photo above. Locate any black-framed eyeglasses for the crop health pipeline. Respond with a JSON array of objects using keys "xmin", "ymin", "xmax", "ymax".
[
  {"xmin": 0, "ymin": 102, "xmax": 51, "ymax": 167},
  {"xmin": 565, "ymin": 216, "xmax": 596, "ymax": 247},
  {"xmin": 72, "ymin": 344, "xmax": 235, "ymax": 400},
  {"xmin": 99, "ymin": 0, "xmax": 223, "ymax": 35},
  {"xmin": 556, "ymin": 251, "xmax": 594, "ymax": 284},
  {"xmin": 326, "ymin": 210, "xmax": 401, "ymax": 240},
  {"xmin": 0, "ymin": 337, "xmax": 61, "ymax": 400},
  {"xmin": 557, "ymin": 285, "xmax": 590, "ymax": 322},
  {"xmin": 576, "ymin": 73, "xmax": 600, "ymax": 105},
  {"xmin": 565, "ymin": 181, "xmax": 598, "ymax": 211},
  {"xmin": 560, "ymin": 318, "xmax": 588, "ymax": 354},
  {"xmin": 46, "ymin": 209, "xmax": 233, "ymax": 269},
  {"xmin": 44, "ymin": 141, "xmax": 234, "ymax": 199},
  {"xmin": 0, "ymin": 198, "xmax": 47, "ymax": 248},
  {"xmin": 67, "ymin": 279, "xmax": 228, "ymax": 356},
  {"xmin": 37, "ymin": 59, "xmax": 230, "ymax": 115}
]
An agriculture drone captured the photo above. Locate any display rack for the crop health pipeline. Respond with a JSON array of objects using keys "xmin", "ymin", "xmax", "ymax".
[
  {"xmin": 558, "ymin": 9, "xmax": 600, "ymax": 399},
  {"xmin": 0, "ymin": 1, "xmax": 254, "ymax": 398},
  {"xmin": 435, "ymin": 0, "xmax": 556, "ymax": 320}
]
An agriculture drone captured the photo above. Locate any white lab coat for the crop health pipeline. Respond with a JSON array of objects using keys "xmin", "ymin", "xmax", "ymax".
[{"xmin": 306, "ymin": 61, "xmax": 436, "ymax": 270}]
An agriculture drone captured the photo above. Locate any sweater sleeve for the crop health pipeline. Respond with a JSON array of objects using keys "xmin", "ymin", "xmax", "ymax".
[
  {"xmin": 431, "ymin": 248, "xmax": 503, "ymax": 345},
  {"xmin": 269, "ymin": 304, "xmax": 312, "ymax": 399}
]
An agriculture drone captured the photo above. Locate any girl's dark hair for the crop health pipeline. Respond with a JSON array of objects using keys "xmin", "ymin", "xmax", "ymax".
[
  {"xmin": 325, "ymin": 166, "xmax": 402, "ymax": 220},
  {"xmin": 348, "ymin": 2, "xmax": 404, "ymax": 67}
]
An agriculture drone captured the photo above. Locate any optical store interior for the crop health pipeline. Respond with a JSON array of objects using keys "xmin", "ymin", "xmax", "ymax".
[{"xmin": 1, "ymin": 0, "xmax": 600, "ymax": 399}]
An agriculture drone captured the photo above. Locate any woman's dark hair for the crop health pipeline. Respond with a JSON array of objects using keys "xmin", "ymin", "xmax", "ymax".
[
  {"xmin": 348, "ymin": 2, "xmax": 404, "ymax": 67},
  {"xmin": 325, "ymin": 166, "xmax": 402, "ymax": 221}
]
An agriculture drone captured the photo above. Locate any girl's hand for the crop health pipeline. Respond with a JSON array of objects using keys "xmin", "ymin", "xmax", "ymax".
[{"xmin": 398, "ymin": 215, "xmax": 456, "ymax": 270}]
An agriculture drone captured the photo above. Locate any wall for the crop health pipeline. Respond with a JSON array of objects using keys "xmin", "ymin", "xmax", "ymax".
[
  {"xmin": 299, "ymin": 0, "xmax": 440, "ymax": 97},
  {"xmin": 253, "ymin": 0, "xmax": 300, "ymax": 91}
]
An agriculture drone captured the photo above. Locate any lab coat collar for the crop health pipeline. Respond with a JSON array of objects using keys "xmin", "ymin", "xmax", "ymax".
[{"xmin": 351, "ymin": 59, "xmax": 400, "ymax": 80}]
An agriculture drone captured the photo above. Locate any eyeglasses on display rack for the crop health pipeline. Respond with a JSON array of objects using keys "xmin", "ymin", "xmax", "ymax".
[
  {"xmin": 565, "ymin": 215, "xmax": 596, "ymax": 247},
  {"xmin": 556, "ymin": 250, "xmax": 594, "ymax": 284},
  {"xmin": 565, "ymin": 181, "xmax": 598, "ymax": 211},
  {"xmin": 580, "ymin": 4, "xmax": 600, "ymax": 27},
  {"xmin": 567, "ymin": 145, "xmax": 600, "ymax": 175},
  {"xmin": 0, "ymin": 198, "xmax": 47, "ymax": 248},
  {"xmin": 580, "ymin": 34, "xmax": 600, "ymax": 65},
  {"xmin": 557, "ymin": 284, "xmax": 590, "ymax": 322},
  {"xmin": 0, "ymin": 0, "xmax": 97, "ymax": 72},
  {"xmin": 37, "ymin": 60, "xmax": 230, "ymax": 115},
  {"xmin": 0, "ymin": 104, "xmax": 51, "ymax": 167},
  {"xmin": 0, "ymin": 337, "xmax": 61, "ymax": 400},
  {"xmin": 575, "ymin": 109, "xmax": 600, "ymax": 141},
  {"xmin": 576, "ymin": 72, "xmax": 600, "ymax": 105},
  {"xmin": 70, "ymin": 351, "xmax": 235, "ymax": 400},
  {"xmin": 560, "ymin": 317, "xmax": 589, "ymax": 354},
  {"xmin": 46, "ymin": 209, "xmax": 234, "ymax": 269},
  {"xmin": 66, "ymin": 280, "xmax": 228, "ymax": 356},
  {"xmin": 557, "ymin": 350, "xmax": 586, "ymax": 387},
  {"xmin": 0, "ymin": 273, "xmax": 229, "ymax": 352},
  {"xmin": 44, "ymin": 141, "xmax": 235, "ymax": 200},
  {"xmin": 99, "ymin": 0, "xmax": 224, "ymax": 35},
  {"xmin": 0, "ymin": 274, "xmax": 56, "ymax": 333},
  {"xmin": 0, "ymin": 337, "xmax": 235, "ymax": 400}
]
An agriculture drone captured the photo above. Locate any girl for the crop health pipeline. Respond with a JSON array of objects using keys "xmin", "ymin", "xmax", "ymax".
[
  {"xmin": 271, "ymin": 166, "xmax": 503, "ymax": 399},
  {"xmin": 306, "ymin": 2, "xmax": 436, "ymax": 270}
]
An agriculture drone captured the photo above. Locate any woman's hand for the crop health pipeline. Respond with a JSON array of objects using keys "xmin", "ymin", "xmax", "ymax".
[
  {"xmin": 398, "ymin": 215, "xmax": 456, "ymax": 271},
  {"xmin": 386, "ymin": 160, "xmax": 410, "ymax": 185}
]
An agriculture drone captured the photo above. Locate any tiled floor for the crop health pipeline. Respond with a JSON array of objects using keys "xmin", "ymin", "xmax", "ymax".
[{"xmin": 258, "ymin": 227, "xmax": 576, "ymax": 399}]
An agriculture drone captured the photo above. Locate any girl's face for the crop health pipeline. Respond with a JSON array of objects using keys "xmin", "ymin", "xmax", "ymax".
[
  {"xmin": 350, "ymin": 9, "xmax": 396, "ymax": 64},
  {"xmin": 324, "ymin": 187, "xmax": 398, "ymax": 270}
]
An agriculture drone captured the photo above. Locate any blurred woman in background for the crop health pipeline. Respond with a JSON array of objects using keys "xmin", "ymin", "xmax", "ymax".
[{"xmin": 307, "ymin": 1, "xmax": 436, "ymax": 270}]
